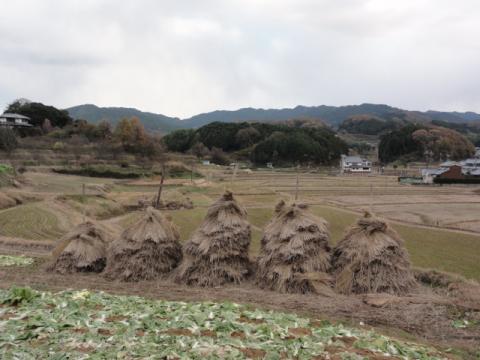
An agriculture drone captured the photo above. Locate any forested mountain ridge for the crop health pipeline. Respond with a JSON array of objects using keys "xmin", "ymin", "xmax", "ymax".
[
  {"xmin": 66, "ymin": 104, "xmax": 182, "ymax": 133},
  {"xmin": 66, "ymin": 103, "xmax": 480, "ymax": 134}
]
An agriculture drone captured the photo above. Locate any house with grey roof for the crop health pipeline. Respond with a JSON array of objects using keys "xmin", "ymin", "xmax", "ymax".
[
  {"xmin": 0, "ymin": 113, "xmax": 32, "ymax": 128},
  {"xmin": 340, "ymin": 155, "xmax": 371, "ymax": 173},
  {"xmin": 421, "ymin": 157, "xmax": 480, "ymax": 183}
]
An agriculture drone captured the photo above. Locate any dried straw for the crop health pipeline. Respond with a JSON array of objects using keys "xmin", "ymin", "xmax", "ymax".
[
  {"xmin": 256, "ymin": 201, "xmax": 332, "ymax": 294},
  {"xmin": 103, "ymin": 207, "xmax": 182, "ymax": 281},
  {"xmin": 48, "ymin": 221, "xmax": 110, "ymax": 274},
  {"xmin": 331, "ymin": 212, "xmax": 416, "ymax": 295},
  {"xmin": 174, "ymin": 191, "xmax": 252, "ymax": 286}
]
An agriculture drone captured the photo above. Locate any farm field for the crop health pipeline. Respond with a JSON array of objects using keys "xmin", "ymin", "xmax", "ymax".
[
  {"xmin": 1, "ymin": 168, "xmax": 480, "ymax": 358},
  {"xmin": 0, "ymin": 286, "xmax": 448, "ymax": 359},
  {"xmin": 0, "ymin": 169, "xmax": 479, "ymax": 279}
]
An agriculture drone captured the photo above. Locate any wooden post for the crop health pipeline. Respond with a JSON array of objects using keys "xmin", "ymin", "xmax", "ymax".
[
  {"xmin": 190, "ymin": 164, "xmax": 194, "ymax": 184},
  {"xmin": 231, "ymin": 163, "xmax": 238, "ymax": 185},
  {"xmin": 155, "ymin": 164, "xmax": 166, "ymax": 209},
  {"xmin": 295, "ymin": 166, "xmax": 300, "ymax": 201}
]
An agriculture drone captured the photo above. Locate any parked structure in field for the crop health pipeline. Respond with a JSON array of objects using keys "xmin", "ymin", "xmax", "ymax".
[
  {"xmin": 0, "ymin": 113, "xmax": 31, "ymax": 127},
  {"xmin": 421, "ymin": 158, "xmax": 480, "ymax": 183},
  {"xmin": 340, "ymin": 155, "xmax": 371, "ymax": 173}
]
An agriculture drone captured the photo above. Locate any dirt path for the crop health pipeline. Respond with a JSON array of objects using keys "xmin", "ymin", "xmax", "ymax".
[{"xmin": 0, "ymin": 237, "xmax": 53, "ymax": 257}]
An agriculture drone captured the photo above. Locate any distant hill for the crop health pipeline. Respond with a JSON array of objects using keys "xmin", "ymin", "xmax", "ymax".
[
  {"xmin": 66, "ymin": 104, "xmax": 181, "ymax": 133},
  {"xmin": 66, "ymin": 103, "xmax": 480, "ymax": 133},
  {"xmin": 425, "ymin": 110, "xmax": 480, "ymax": 123},
  {"xmin": 181, "ymin": 104, "xmax": 401, "ymax": 128}
]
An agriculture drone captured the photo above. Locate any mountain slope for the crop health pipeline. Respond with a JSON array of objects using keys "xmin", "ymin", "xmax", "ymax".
[
  {"xmin": 181, "ymin": 104, "xmax": 399, "ymax": 128},
  {"xmin": 66, "ymin": 103, "xmax": 480, "ymax": 133},
  {"xmin": 67, "ymin": 104, "xmax": 181, "ymax": 133}
]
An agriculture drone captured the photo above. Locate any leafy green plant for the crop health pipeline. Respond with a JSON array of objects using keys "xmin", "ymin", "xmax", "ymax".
[
  {"xmin": 0, "ymin": 164, "xmax": 13, "ymax": 174},
  {"xmin": 0, "ymin": 287, "xmax": 445, "ymax": 359},
  {"xmin": 1, "ymin": 287, "xmax": 39, "ymax": 306},
  {"xmin": 0, "ymin": 255, "xmax": 34, "ymax": 267}
]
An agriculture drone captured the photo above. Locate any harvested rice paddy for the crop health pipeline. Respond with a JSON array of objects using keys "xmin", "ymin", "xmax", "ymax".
[{"xmin": 0, "ymin": 204, "xmax": 67, "ymax": 241}]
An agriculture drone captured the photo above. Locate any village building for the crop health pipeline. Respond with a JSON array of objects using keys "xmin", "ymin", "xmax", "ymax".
[
  {"xmin": 340, "ymin": 155, "xmax": 371, "ymax": 173},
  {"xmin": 421, "ymin": 158, "xmax": 480, "ymax": 183},
  {"xmin": 0, "ymin": 113, "xmax": 32, "ymax": 128}
]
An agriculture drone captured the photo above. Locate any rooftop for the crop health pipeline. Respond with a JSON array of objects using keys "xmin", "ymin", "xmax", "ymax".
[
  {"xmin": 0, "ymin": 113, "xmax": 31, "ymax": 120},
  {"xmin": 421, "ymin": 168, "xmax": 447, "ymax": 176},
  {"xmin": 342, "ymin": 155, "xmax": 367, "ymax": 163}
]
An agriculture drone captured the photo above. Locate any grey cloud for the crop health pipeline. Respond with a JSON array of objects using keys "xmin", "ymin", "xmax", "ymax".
[{"xmin": 0, "ymin": 0, "xmax": 479, "ymax": 116}]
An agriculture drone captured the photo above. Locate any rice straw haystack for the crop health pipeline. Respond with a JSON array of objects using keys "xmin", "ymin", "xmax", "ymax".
[
  {"xmin": 256, "ymin": 201, "xmax": 332, "ymax": 294},
  {"xmin": 103, "ymin": 207, "xmax": 182, "ymax": 281},
  {"xmin": 174, "ymin": 191, "xmax": 252, "ymax": 286},
  {"xmin": 331, "ymin": 212, "xmax": 416, "ymax": 295},
  {"xmin": 49, "ymin": 221, "xmax": 110, "ymax": 274}
]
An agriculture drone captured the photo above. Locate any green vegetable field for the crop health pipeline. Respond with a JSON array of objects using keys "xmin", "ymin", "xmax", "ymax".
[
  {"xmin": 0, "ymin": 255, "xmax": 34, "ymax": 267},
  {"xmin": 0, "ymin": 287, "xmax": 445, "ymax": 359}
]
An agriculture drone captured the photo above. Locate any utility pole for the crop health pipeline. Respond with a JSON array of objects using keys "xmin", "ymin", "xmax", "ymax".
[
  {"xmin": 231, "ymin": 163, "xmax": 238, "ymax": 184},
  {"xmin": 295, "ymin": 165, "xmax": 300, "ymax": 201}
]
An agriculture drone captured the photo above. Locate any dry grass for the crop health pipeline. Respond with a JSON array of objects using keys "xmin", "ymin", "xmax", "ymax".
[
  {"xmin": 0, "ymin": 204, "xmax": 67, "ymax": 240},
  {"xmin": 25, "ymin": 172, "xmax": 115, "ymax": 194},
  {"xmin": 58, "ymin": 195, "xmax": 126, "ymax": 220}
]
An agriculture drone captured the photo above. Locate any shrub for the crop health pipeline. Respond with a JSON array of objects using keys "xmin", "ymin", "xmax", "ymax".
[
  {"xmin": 0, "ymin": 164, "xmax": 13, "ymax": 174},
  {"xmin": 53, "ymin": 166, "xmax": 147, "ymax": 179},
  {"xmin": 0, "ymin": 128, "xmax": 18, "ymax": 154},
  {"xmin": 210, "ymin": 147, "xmax": 230, "ymax": 165},
  {"xmin": 52, "ymin": 142, "xmax": 65, "ymax": 151}
]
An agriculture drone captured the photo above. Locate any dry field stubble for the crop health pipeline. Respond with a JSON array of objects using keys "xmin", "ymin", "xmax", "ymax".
[{"xmin": 0, "ymin": 170, "xmax": 479, "ymax": 280}]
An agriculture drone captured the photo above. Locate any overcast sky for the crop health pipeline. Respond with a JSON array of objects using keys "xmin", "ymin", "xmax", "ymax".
[{"xmin": 1, "ymin": 0, "xmax": 479, "ymax": 118}]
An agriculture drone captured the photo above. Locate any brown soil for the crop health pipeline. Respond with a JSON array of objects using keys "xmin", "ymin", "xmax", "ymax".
[
  {"xmin": 239, "ymin": 348, "xmax": 266, "ymax": 359},
  {"xmin": 163, "ymin": 328, "xmax": 193, "ymax": 336},
  {"xmin": 288, "ymin": 327, "xmax": 312, "ymax": 337},
  {"xmin": 1, "ymin": 260, "xmax": 479, "ymax": 356},
  {"xmin": 230, "ymin": 331, "xmax": 246, "ymax": 339},
  {"xmin": 200, "ymin": 330, "xmax": 217, "ymax": 337}
]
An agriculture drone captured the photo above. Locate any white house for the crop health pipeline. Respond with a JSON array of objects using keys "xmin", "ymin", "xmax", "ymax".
[
  {"xmin": 0, "ymin": 113, "xmax": 32, "ymax": 128},
  {"xmin": 340, "ymin": 155, "xmax": 372, "ymax": 173}
]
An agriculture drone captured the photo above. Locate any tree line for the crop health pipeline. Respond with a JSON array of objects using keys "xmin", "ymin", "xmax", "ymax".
[
  {"xmin": 338, "ymin": 115, "xmax": 406, "ymax": 135},
  {"xmin": 378, "ymin": 124, "xmax": 475, "ymax": 163},
  {"xmin": 163, "ymin": 121, "xmax": 348, "ymax": 165}
]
